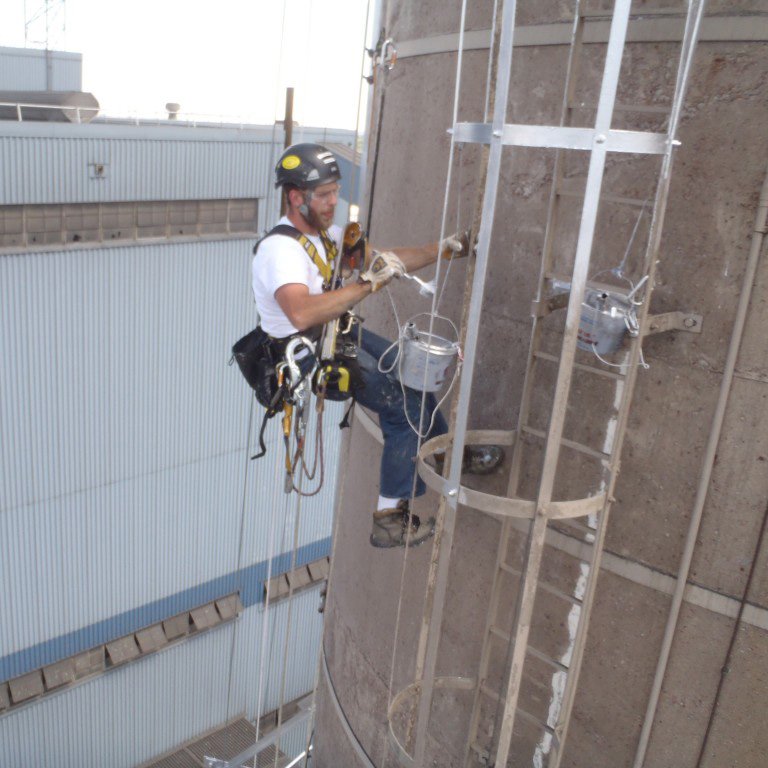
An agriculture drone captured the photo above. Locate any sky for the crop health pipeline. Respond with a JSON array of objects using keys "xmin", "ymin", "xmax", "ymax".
[{"xmin": 0, "ymin": 0, "xmax": 373, "ymax": 129}]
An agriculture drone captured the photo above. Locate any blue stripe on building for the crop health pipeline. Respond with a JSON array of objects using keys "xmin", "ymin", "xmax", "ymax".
[{"xmin": 0, "ymin": 537, "xmax": 331, "ymax": 682}]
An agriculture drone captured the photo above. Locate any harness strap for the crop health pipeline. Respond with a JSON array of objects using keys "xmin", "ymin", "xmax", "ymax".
[{"xmin": 256, "ymin": 223, "xmax": 338, "ymax": 290}]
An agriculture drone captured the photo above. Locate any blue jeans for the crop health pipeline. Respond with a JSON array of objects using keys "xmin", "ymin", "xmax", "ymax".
[{"xmin": 353, "ymin": 328, "xmax": 448, "ymax": 499}]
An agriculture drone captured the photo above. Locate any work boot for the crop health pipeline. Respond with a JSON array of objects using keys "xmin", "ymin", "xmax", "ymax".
[
  {"xmin": 432, "ymin": 445, "xmax": 505, "ymax": 476},
  {"xmin": 370, "ymin": 500, "xmax": 436, "ymax": 549}
]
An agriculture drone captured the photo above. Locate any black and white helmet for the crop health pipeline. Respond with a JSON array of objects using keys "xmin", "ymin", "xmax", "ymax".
[{"xmin": 275, "ymin": 143, "xmax": 341, "ymax": 189}]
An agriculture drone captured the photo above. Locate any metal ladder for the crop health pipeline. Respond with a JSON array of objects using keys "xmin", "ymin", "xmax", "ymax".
[{"xmin": 462, "ymin": 3, "xmax": 706, "ymax": 766}]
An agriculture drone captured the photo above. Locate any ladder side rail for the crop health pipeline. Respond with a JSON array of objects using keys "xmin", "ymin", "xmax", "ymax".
[
  {"xmin": 412, "ymin": 0, "xmax": 509, "ymax": 702},
  {"xmin": 410, "ymin": 3, "xmax": 504, "ymax": 758},
  {"xmin": 507, "ymin": 4, "xmax": 586, "ymax": 494},
  {"xmin": 412, "ymin": 0, "xmax": 521, "ymax": 763},
  {"xmin": 493, "ymin": 2, "xmax": 635, "ymax": 765},
  {"xmin": 551, "ymin": 4, "xmax": 708, "ymax": 764},
  {"xmin": 462, "ymin": 9, "xmax": 588, "ymax": 765},
  {"xmin": 462, "ymin": 520, "xmax": 516, "ymax": 765},
  {"xmin": 628, "ymin": 1, "xmax": 709, "ymax": 763}
]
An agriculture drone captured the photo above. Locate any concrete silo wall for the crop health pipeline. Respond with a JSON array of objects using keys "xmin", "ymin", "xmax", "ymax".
[{"xmin": 315, "ymin": 2, "xmax": 768, "ymax": 766}]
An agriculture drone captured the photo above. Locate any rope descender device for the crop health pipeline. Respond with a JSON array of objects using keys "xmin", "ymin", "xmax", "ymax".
[{"xmin": 281, "ymin": 336, "xmax": 317, "ymax": 493}]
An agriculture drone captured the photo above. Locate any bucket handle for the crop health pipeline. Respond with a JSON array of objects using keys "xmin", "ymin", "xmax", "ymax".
[
  {"xmin": 378, "ymin": 337, "xmax": 402, "ymax": 375},
  {"xmin": 406, "ymin": 312, "xmax": 460, "ymax": 347}
]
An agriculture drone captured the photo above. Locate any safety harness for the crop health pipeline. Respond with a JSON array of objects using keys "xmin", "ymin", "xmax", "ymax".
[
  {"xmin": 232, "ymin": 223, "xmax": 362, "ymax": 493},
  {"xmin": 260, "ymin": 223, "xmax": 339, "ymax": 290}
]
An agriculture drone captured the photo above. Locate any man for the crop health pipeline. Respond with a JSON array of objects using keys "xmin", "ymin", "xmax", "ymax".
[{"xmin": 251, "ymin": 143, "xmax": 501, "ymax": 548}]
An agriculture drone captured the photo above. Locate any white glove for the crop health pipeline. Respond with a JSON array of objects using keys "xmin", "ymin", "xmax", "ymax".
[
  {"xmin": 359, "ymin": 250, "xmax": 405, "ymax": 292},
  {"xmin": 440, "ymin": 230, "xmax": 471, "ymax": 259}
]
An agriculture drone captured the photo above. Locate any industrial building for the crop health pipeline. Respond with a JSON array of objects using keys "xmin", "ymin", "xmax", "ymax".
[
  {"xmin": 2, "ymin": 0, "xmax": 768, "ymax": 766},
  {"xmin": 0, "ymin": 44, "xmax": 356, "ymax": 767}
]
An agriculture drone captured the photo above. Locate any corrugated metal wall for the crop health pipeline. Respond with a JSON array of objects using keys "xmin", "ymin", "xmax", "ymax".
[
  {"xmin": 0, "ymin": 47, "xmax": 82, "ymax": 92},
  {"xmin": 0, "ymin": 590, "xmax": 323, "ymax": 768},
  {"xmin": 0, "ymin": 131, "xmax": 276, "ymax": 209},
  {"xmin": 0, "ymin": 123, "xmax": 357, "ymax": 213},
  {"xmin": 0, "ymin": 237, "xmax": 341, "ymax": 764},
  {"xmin": 0, "ymin": 237, "xmax": 339, "ymax": 655}
]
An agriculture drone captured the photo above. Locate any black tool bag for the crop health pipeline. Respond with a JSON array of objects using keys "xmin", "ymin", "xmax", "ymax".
[{"xmin": 231, "ymin": 326, "xmax": 282, "ymax": 414}]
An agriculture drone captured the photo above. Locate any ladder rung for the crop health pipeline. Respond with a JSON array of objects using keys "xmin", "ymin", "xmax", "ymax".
[
  {"xmin": 469, "ymin": 741, "xmax": 491, "ymax": 761},
  {"xmin": 557, "ymin": 185, "xmax": 651, "ymax": 208},
  {"xmin": 480, "ymin": 683, "xmax": 502, "ymax": 703},
  {"xmin": 568, "ymin": 100, "xmax": 669, "ymax": 115},
  {"xmin": 496, "ymin": 565, "xmax": 583, "ymax": 607},
  {"xmin": 481, "ymin": 677, "xmax": 548, "ymax": 703},
  {"xmin": 534, "ymin": 351, "xmax": 625, "ymax": 381},
  {"xmin": 580, "ymin": 7, "xmax": 686, "ymax": 19},
  {"xmin": 556, "ymin": 516, "xmax": 598, "ymax": 537},
  {"xmin": 479, "ymin": 684, "xmax": 557, "ymax": 738},
  {"xmin": 516, "ymin": 706, "xmax": 556, "ymax": 736},
  {"xmin": 527, "ymin": 645, "xmax": 570, "ymax": 674},
  {"xmin": 521, "ymin": 426, "xmax": 610, "ymax": 463}
]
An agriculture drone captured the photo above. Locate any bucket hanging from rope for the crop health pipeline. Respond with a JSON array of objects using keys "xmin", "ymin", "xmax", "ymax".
[
  {"xmin": 577, "ymin": 287, "xmax": 640, "ymax": 355},
  {"xmin": 398, "ymin": 321, "xmax": 459, "ymax": 392}
]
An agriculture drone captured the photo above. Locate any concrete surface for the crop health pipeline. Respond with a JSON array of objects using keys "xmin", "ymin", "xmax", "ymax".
[{"xmin": 315, "ymin": 2, "xmax": 768, "ymax": 766}]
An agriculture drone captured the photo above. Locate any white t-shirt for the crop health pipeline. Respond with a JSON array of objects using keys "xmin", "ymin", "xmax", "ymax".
[{"xmin": 251, "ymin": 217, "xmax": 343, "ymax": 338}]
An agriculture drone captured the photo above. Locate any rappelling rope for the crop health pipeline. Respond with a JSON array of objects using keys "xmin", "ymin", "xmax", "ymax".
[
  {"xmin": 384, "ymin": 0, "xmax": 471, "ymax": 738},
  {"xmin": 296, "ymin": 0, "xmax": 376, "ymax": 760},
  {"xmin": 300, "ymin": 408, "xmax": 355, "ymax": 766},
  {"xmin": 585, "ymin": 198, "xmax": 652, "ymax": 370},
  {"xmin": 291, "ymin": 401, "xmax": 325, "ymax": 495},
  {"xmin": 225, "ymin": 395, "xmax": 256, "ymax": 727},
  {"xmin": 251, "ymin": 0, "xmax": 298, "ymax": 759},
  {"xmin": 253, "ymin": 420, "xmax": 292, "ymax": 747},
  {"xmin": 272, "ymin": 474, "xmax": 308, "ymax": 766}
]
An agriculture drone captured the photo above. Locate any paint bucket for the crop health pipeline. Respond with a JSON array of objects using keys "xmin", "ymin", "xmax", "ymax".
[
  {"xmin": 397, "ymin": 322, "xmax": 459, "ymax": 392},
  {"xmin": 577, "ymin": 288, "xmax": 638, "ymax": 355}
]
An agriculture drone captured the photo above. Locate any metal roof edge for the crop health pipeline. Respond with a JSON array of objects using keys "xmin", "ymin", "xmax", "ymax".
[{"xmin": 0, "ymin": 120, "xmax": 357, "ymax": 144}]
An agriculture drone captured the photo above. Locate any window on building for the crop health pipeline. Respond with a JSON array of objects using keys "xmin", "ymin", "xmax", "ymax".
[{"xmin": 0, "ymin": 199, "xmax": 259, "ymax": 249}]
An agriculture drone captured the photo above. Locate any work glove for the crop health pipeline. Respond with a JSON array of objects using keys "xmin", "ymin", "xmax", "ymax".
[
  {"xmin": 440, "ymin": 229, "xmax": 472, "ymax": 259},
  {"xmin": 359, "ymin": 250, "xmax": 405, "ymax": 292}
]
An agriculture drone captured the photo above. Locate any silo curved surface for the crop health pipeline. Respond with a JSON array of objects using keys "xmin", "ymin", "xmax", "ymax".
[{"xmin": 315, "ymin": 2, "xmax": 768, "ymax": 766}]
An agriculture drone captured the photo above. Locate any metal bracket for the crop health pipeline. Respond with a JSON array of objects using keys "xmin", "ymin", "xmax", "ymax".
[{"xmin": 643, "ymin": 311, "xmax": 703, "ymax": 336}]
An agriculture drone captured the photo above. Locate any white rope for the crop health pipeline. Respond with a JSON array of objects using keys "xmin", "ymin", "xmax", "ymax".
[
  {"xmin": 301, "ymin": 413, "xmax": 355, "ymax": 766},
  {"xmin": 253, "ymin": 0, "xmax": 291, "ymax": 750},
  {"xmin": 385, "ymin": 0, "xmax": 471, "ymax": 728},
  {"xmin": 253, "ymin": 429, "xmax": 291, "ymax": 744},
  {"xmin": 591, "ymin": 342, "xmax": 650, "ymax": 370},
  {"xmin": 298, "ymin": 1, "xmax": 376, "ymax": 760},
  {"xmin": 225, "ymin": 395, "xmax": 256, "ymax": 725},
  {"xmin": 273, "ymin": 470, "xmax": 307, "ymax": 766}
]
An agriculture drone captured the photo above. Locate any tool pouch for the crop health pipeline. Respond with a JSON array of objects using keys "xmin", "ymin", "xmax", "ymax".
[{"xmin": 231, "ymin": 326, "xmax": 281, "ymax": 414}]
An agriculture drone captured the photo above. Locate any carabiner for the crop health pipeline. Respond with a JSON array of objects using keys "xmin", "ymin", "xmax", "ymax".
[{"xmin": 284, "ymin": 336, "xmax": 316, "ymax": 392}]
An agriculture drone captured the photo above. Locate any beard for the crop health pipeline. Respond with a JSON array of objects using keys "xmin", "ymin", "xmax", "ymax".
[{"xmin": 304, "ymin": 206, "xmax": 332, "ymax": 230}]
